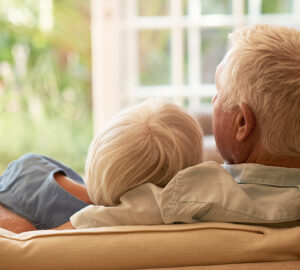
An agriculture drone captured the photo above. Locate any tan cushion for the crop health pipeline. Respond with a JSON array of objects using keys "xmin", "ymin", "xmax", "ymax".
[
  {"xmin": 1, "ymin": 222, "xmax": 300, "ymax": 270},
  {"xmin": 194, "ymin": 113, "xmax": 213, "ymax": 135}
]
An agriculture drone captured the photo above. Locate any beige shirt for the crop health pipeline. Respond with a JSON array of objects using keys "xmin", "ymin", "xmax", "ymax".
[{"xmin": 70, "ymin": 161, "xmax": 300, "ymax": 229}]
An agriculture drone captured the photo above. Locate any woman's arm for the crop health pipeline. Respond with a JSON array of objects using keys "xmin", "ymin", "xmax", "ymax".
[
  {"xmin": 49, "ymin": 174, "xmax": 92, "ymax": 230},
  {"xmin": 0, "ymin": 205, "xmax": 74, "ymax": 232},
  {"xmin": 0, "ymin": 174, "xmax": 91, "ymax": 233},
  {"xmin": 54, "ymin": 173, "xmax": 93, "ymax": 204}
]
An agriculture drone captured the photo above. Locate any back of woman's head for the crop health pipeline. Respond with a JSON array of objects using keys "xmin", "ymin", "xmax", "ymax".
[{"xmin": 85, "ymin": 99, "xmax": 203, "ymax": 206}]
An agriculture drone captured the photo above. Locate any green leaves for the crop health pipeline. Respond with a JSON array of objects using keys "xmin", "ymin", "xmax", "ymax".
[{"xmin": 0, "ymin": 0, "xmax": 92, "ymax": 174}]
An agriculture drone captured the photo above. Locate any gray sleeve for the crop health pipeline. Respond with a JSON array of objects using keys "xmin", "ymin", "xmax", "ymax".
[{"xmin": 0, "ymin": 153, "xmax": 88, "ymax": 229}]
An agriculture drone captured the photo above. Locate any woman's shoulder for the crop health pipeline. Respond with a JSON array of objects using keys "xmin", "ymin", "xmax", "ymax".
[{"xmin": 5, "ymin": 153, "xmax": 58, "ymax": 172}]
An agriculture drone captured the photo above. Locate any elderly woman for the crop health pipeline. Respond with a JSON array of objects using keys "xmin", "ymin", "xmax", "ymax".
[
  {"xmin": 0, "ymin": 100, "xmax": 204, "ymax": 232},
  {"xmin": 1, "ymin": 24, "xmax": 300, "ymax": 232}
]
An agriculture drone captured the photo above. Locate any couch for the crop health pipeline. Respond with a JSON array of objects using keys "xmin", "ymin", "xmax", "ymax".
[{"xmin": 1, "ymin": 222, "xmax": 300, "ymax": 269}]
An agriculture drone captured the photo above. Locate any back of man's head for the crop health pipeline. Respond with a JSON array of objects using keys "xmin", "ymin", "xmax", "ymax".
[{"xmin": 216, "ymin": 24, "xmax": 300, "ymax": 156}]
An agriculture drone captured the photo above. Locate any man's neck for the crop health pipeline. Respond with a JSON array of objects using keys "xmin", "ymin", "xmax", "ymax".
[{"xmin": 246, "ymin": 146, "xmax": 300, "ymax": 168}]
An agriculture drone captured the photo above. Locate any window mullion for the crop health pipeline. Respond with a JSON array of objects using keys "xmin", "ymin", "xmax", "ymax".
[
  {"xmin": 187, "ymin": 0, "xmax": 201, "ymax": 108},
  {"xmin": 91, "ymin": 0, "xmax": 122, "ymax": 133},
  {"xmin": 170, "ymin": 0, "xmax": 184, "ymax": 106},
  {"xmin": 126, "ymin": 0, "xmax": 138, "ymax": 106},
  {"xmin": 187, "ymin": 0, "xmax": 201, "ymax": 86},
  {"xmin": 232, "ymin": 0, "xmax": 245, "ymax": 29},
  {"xmin": 294, "ymin": 0, "xmax": 300, "ymax": 24},
  {"xmin": 248, "ymin": 0, "xmax": 262, "ymax": 23}
]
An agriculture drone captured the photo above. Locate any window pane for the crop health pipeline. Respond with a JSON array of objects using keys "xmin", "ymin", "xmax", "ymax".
[
  {"xmin": 139, "ymin": 30, "xmax": 171, "ymax": 85},
  {"xmin": 183, "ymin": 0, "xmax": 188, "ymax": 15},
  {"xmin": 261, "ymin": 0, "xmax": 293, "ymax": 13},
  {"xmin": 202, "ymin": 0, "xmax": 232, "ymax": 14},
  {"xmin": 245, "ymin": 0, "xmax": 249, "ymax": 14},
  {"xmin": 138, "ymin": 0, "xmax": 169, "ymax": 16},
  {"xmin": 183, "ymin": 29, "xmax": 189, "ymax": 85},
  {"xmin": 201, "ymin": 27, "xmax": 232, "ymax": 84}
]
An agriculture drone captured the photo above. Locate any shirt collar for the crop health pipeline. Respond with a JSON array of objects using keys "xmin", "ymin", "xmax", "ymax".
[{"xmin": 222, "ymin": 163, "xmax": 300, "ymax": 186}]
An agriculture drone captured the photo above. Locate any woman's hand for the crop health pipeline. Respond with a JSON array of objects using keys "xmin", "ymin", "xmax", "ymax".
[{"xmin": 52, "ymin": 221, "xmax": 75, "ymax": 230}]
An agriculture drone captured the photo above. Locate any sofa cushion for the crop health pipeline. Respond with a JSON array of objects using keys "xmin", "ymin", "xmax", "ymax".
[{"xmin": 1, "ymin": 222, "xmax": 300, "ymax": 270}]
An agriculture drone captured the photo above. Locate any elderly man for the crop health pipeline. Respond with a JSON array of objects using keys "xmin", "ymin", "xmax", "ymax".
[
  {"xmin": 1, "ymin": 24, "xmax": 300, "ymax": 232},
  {"xmin": 213, "ymin": 24, "xmax": 300, "ymax": 168}
]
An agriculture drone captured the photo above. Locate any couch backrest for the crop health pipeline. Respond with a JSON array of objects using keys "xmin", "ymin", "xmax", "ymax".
[{"xmin": 1, "ymin": 222, "xmax": 300, "ymax": 270}]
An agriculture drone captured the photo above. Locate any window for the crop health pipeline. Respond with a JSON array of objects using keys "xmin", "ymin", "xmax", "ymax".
[{"xmin": 91, "ymin": 0, "xmax": 300, "ymax": 132}]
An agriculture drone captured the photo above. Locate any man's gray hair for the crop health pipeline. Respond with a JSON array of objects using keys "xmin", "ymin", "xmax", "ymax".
[{"xmin": 216, "ymin": 24, "xmax": 300, "ymax": 156}]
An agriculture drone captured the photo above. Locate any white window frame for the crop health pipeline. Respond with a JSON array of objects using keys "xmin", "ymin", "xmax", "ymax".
[{"xmin": 91, "ymin": 0, "xmax": 300, "ymax": 133}]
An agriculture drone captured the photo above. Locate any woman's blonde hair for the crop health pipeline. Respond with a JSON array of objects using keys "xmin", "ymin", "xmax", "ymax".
[
  {"xmin": 216, "ymin": 24, "xmax": 300, "ymax": 156},
  {"xmin": 85, "ymin": 99, "xmax": 203, "ymax": 206}
]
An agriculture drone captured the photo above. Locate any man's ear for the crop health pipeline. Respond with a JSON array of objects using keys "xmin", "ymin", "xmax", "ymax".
[{"xmin": 235, "ymin": 103, "xmax": 256, "ymax": 142}]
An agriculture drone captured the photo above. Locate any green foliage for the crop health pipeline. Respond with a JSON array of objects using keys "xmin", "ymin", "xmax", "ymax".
[
  {"xmin": 202, "ymin": 0, "xmax": 232, "ymax": 14},
  {"xmin": 0, "ymin": 0, "xmax": 92, "ymax": 174},
  {"xmin": 0, "ymin": 111, "xmax": 92, "ymax": 173},
  {"xmin": 139, "ymin": 30, "xmax": 171, "ymax": 85},
  {"xmin": 261, "ymin": 0, "xmax": 292, "ymax": 14},
  {"xmin": 245, "ymin": 0, "xmax": 293, "ymax": 14},
  {"xmin": 138, "ymin": 0, "xmax": 169, "ymax": 16}
]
